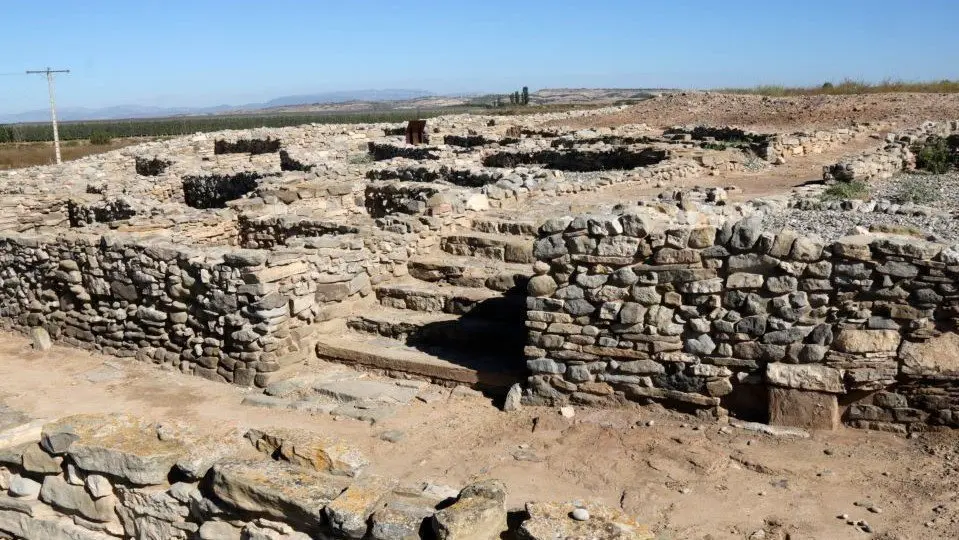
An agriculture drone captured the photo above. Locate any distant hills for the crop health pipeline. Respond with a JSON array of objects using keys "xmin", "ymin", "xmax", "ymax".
[
  {"xmin": 0, "ymin": 88, "xmax": 662, "ymax": 124},
  {"xmin": 0, "ymin": 89, "xmax": 435, "ymax": 123}
]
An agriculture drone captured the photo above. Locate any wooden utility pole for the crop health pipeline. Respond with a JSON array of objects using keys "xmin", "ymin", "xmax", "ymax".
[{"xmin": 26, "ymin": 68, "xmax": 70, "ymax": 164}]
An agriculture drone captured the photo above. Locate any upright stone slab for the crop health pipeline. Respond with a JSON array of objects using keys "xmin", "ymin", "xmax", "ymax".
[{"xmin": 768, "ymin": 387, "xmax": 839, "ymax": 430}]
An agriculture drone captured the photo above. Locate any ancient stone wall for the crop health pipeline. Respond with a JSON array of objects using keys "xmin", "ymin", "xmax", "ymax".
[
  {"xmin": 0, "ymin": 232, "xmax": 376, "ymax": 388},
  {"xmin": 0, "ymin": 413, "xmax": 650, "ymax": 540},
  {"xmin": 823, "ymin": 120, "xmax": 959, "ymax": 183},
  {"xmin": 525, "ymin": 211, "xmax": 959, "ymax": 431}
]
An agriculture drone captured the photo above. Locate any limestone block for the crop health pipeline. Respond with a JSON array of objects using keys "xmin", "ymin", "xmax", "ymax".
[
  {"xmin": 371, "ymin": 496, "xmax": 437, "ymax": 540},
  {"xmin": 833, "ymin": 329, "xmax": 901, "ymax": 354},
  {"xmin": 325, "ymin": 475, "xmax": 397, "ymax": 539},
  {"xmin": 39, "ymin": 475, "xmax": 117, "ymax": 522},
  {"xmin": 900, "ymin": 332, "xmax": 959, "ymax": 377},
  {"xmin": 766, "ymin": 363, "xmax": 844, "ymax": 394},
  {"xmin": 433, "ymin": 480, "xmax": 507, "ymax": 540},
  {"xmin": 210, "ymin": 459, "xmax": 349, "ymax": 530},
  {"xmin": 768, "ymin": 387, "xmax": 839, "ymax": 430}
]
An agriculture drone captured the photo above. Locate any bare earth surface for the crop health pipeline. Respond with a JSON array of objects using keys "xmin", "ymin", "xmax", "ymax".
[
  {"xmin": 552, "ymin": 92, "xmax": 959, "ymax": 132},
  {"xmin": 0, "ymin": 332, "xmax": 956, "ymax": 539}
]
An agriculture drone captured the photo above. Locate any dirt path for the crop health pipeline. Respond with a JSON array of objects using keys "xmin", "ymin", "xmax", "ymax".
[{"xmin": 0, "ymin": 332, "xmax": 956, "ymax": 539}]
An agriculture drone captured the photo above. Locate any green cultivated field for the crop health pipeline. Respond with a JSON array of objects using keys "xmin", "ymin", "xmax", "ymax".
[{"xmin": 0, "ymin": 109, "xmax": 477, "ymax": 143}]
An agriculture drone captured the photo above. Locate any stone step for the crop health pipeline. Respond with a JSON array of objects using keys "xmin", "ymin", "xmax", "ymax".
[
  {"xmin": 471, "ymin": 216, "xmax": 539, "ymax": 237},
  {"xmin": 375, "ymin": 281, "xmax": 524, "ymax": 315},
  {"xmin": 346, "ymin": 307, "xmax": 526, "ymax": 355},
  {"xmin": 314, "ymin": 332, "xmax": 522, "ymax": 392},
  {"xmin": 440, "ymin": 232, "xmax": 534, "ymax": 263},
  {"xmin": 407, "ymin": 254, "xmax": 532, "ymax": 292}
]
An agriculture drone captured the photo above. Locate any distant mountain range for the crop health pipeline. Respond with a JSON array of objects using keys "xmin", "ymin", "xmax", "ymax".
[{"xmin": 0, "ymin": 89, "xmax": 435, "ymax": 123}]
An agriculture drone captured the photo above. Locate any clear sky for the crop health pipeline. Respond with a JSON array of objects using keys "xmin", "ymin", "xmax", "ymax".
[{"xmin": 1, "ymin": 0, "xmax": 957, "ymax": 114}]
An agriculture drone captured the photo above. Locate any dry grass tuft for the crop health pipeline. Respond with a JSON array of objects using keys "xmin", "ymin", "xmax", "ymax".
[{"xmin": 718, "ymin": 79, "xmax": 959, "ymax": 97}]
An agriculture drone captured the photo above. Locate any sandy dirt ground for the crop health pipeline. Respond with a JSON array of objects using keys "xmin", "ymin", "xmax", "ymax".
[
  {"xmin": 0, "ymin": 332, "xmax": 956, "ymax": 539},
  {"xmin": 551, "ymin": 92, "xmax": 959, "ymax": 133}
]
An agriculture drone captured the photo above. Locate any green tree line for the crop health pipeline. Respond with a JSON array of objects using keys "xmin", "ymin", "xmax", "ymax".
[{"xmin": 0, "ymin": 109, "xmax": 475, "ymax": 143}]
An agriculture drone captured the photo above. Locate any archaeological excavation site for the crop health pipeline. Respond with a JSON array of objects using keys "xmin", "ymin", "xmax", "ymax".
[{"xmin": 1, "ymin": 92, "xmax": 959, "ymax": 539}]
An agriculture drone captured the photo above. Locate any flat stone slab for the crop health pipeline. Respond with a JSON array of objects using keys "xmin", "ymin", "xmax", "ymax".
[
  {"xmin": 244, "ymin": 428, "xmax": 369, "ymax": 477},
  {"xmin": 331, "ymin": 403, "xmax": 397, "ymax": 423},
  {"xmin": 210, "ymin": 459, "xmax": 349, "ymax": 532},
  {"xmin": 519, "ymin": 501, "xmax": 654, "ymax": 540},
  {"xmin": 41, "ymin": 414, "xmax": 188, "ymax": 485},
  {"xmin": 312, "ymin": 380, "xmax": 419, "ymax": 404},
  {"xmin": 729, "ymin": 419, "xmax": 811, "ymax": 439},
  {"xmin": 241, "ymin": 394, "xmax": 292, "ymax": 410}
]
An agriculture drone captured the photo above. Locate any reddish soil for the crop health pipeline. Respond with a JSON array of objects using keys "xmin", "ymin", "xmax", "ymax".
[{"xmin": 551, "ymin": 92, "xmax": 959, "ymax": 132}]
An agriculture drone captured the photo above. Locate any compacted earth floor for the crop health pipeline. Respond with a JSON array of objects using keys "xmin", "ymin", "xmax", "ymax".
[{"xmin": 0, "ymin": 331, "xmax": 955, "ymax": 539}]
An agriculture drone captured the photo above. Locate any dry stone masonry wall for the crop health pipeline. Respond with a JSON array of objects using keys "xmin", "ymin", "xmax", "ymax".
[
  {"xmin": 0, "ymin": 412, "xmax": 652, "ymax": 540},
  {"xmin": 524, "ymin": 208, "xmax": 959, "ymax": 432},
  {"xmin": 0, "ymin": 233, "xmax": 376, "ymax": 388}
]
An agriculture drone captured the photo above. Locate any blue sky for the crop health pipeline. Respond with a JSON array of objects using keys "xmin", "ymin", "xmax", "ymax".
[{"xmin": 1, "ymin": 0, "xmax": 957, "ymax": 114}]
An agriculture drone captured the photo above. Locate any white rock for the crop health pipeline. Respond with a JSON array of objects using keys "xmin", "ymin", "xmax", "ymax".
[
  {"xmin": 85, "ymin": 474, "xmax": 113, "ymax": 499},
  {"xmin": 503, "ymin": 384, "xmax": 522, "ymax": 412},
  {"xmin": 559, "ymin": 406, "xmax": 575, "ymax": 419},
  {"xmin": 571, "ymin": 507, "xmax": 590, "ymax": 521},
  {"xmin": 8, "ymin": 474, "xmax": 41, "ymax": 499},
  {"xmin": 29, "ymin": 327, "xmax": 52, "ymax": 351}
]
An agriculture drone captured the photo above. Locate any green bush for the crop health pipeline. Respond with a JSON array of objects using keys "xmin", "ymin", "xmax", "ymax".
[
  {"xmin": 912, "ymin": 136, "xmax": 955, "ymax": 174},
  {"xmin": 821, "ymin": 82, "xmax": 834, "ymax": 89},
  {"xmin": 89, "ymin": 131, "xmax": 112, "ymax": 145},
  {"xmin": 821, "ymin": 180, "xmax": 870, "ymax": 200}
]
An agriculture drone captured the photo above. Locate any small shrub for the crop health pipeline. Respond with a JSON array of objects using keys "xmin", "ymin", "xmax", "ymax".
[
  {"xmin": 892, "ymin": 177, "xmax": 939, "ymax": 205},
  {"xmin": 912, "ymin": 136, "xmax": 955, "ymax": 174},
  {"xmin": 822, "ymin": 81, "xmax": 834, "ymax": 89},
  {"xmin": 821, "ymin": 180, "xmax": 870, "ymax": 200},
  {"xmin": 348, "ymin": 153, "xmax": 373, "ymax": 165},
  {"xmin": 89, "ymin": 131, "xmax": 112, "ymax": 145}
]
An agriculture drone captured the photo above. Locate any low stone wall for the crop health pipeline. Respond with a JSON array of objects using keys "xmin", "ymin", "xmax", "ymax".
[
  {"xmin": 238, "ymin": 215, "xmax": 361, "ymax": 249},
  {"xmin": 482, "ymin": 147, "xmax": 669, "ymax": 172},
  {"xmin": 66, "ymin": 198, "xmax": 139, "ymax": 228},
  {"xmin": 524, "ymin": 210, "xmax": 959, "ymax": 431},
  {"xmin": 213, "ymin": 137, "xmax": 282, "ymax": 155},
  {"xmin": 0, "ymin": 413, "xmax": 651, "ymax": 540},
  {"xmin": 0, "ymin": 232, "xmax": 374, "ymax": 388},
  {"xmin": 823, "ymin": 120, "xmax": 959, "ymax": 183},
  {"xmin": 182, "ymin": 172, "xmax": 266, "ymax": 209},
  {"xmin": 367, "ymin": 142, "xmax": 438, "ymax": 161}
]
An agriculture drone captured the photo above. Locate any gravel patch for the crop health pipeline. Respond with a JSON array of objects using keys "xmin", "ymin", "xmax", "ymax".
[
  {"xmin": 765, "ymin": 170, "xmax": 959, "ymax": 243},
  {"xmin": 873, "ymin": 170, "xmax": 959, "ymax": 212},
  {"xmin": 763, "ymin": 209, "xmax": 959, "ymax": 243}
]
